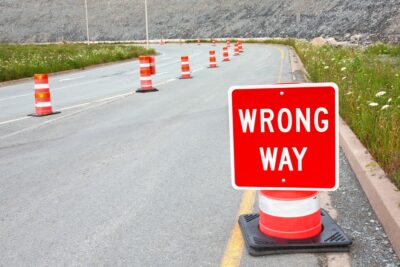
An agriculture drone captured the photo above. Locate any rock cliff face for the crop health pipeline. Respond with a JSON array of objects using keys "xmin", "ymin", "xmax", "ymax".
[{"xmin": 1, "ymin": 0, "xmax": 399, "ymax": 43}]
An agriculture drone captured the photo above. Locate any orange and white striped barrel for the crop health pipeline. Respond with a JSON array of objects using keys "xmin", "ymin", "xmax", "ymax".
[
  {"xmin": 234, "ymin": 43, "xmax": 240, "ymax": 56},
  {"xmin": 138, "ymin": 56, "xmax": 154, "ymax": 90},
  {"xmin": 212, "ymin": 40, "xmax": 216, "ymax": 46},
  {"xmin": 239, "ymin": 41, "xmax": 244, "ymax": 53},
  {"xmin": 197, "ymin": 39, "xmax": 200, "ymax": 45},
  {"xmin": 226, "ymin": 40, "xmax": 230, "ymax": 47},
  {"xmin": 180, "ymin": 56, "xmax": 191, "ymax": 79},
  {"xmin": 223, "ymin": 47, "xmax": 230, "ymax": 61},
  {"xmin": 209, "ymin": 50, "xmax": 217, "ymax": 68},
  {"xmin": 33, "ymin": 74, "xmax": 53, "ymax": 116},
  {"xmin": 259, "ymin": 190, "xmax": 322, "ymax": 240}
]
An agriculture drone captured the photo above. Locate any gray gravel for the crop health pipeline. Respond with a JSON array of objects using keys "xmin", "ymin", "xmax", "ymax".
[{"xmin": 327, "ymin": 150, "xmax": 400, "ymax": 267}]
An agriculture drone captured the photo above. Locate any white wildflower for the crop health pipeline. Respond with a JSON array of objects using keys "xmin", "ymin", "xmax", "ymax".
[
  {"xmin": 340, "ymin": 67, "xmax": 347, "ymax": 71},
  {"xmin": 375, "ymin": 91, "xmax": 386, "ymax": 97},
  {"xmin": 345, "ymin": 91, "xmax": 352, "ymax": 95},
  {"xmin": 324, "ymin": 66, "xmax": 329, "ymax": 70},
  {"xmin": 388, "ymin": 98, "xmax": 392, "ymax": 103},
  {"xmin": 369, "ymin": 102, "xmax": 379, "ymax": 107},
  {"xmin": 381, "ymin": 105, "xmax": 390, "ymax": 110},
  {"xmin": 342, "ymin": 76, "xmax": 347, "ymax": 80}
]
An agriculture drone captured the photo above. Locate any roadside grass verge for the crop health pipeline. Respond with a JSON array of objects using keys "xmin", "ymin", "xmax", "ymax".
[
  {"xmin": 247, "ymin": 39, "xmax": 399, "ymax": 188},
  {"xmin": 0, "ymin": 43, "xmax": 155, "ymax": 82}
]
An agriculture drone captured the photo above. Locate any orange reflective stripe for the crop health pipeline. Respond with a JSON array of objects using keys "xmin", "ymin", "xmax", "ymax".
[
  {"xmin": 34, "ymin": 74, "xmax": 48, "ymax": 82},
  {"xmin": 35, "ymin": 92, "xmax": 50, "ymax": 99}
]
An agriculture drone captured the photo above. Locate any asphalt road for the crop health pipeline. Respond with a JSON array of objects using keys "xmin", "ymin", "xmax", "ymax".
[{"xmin": 0, "ymin": 44, "xmax": 398, "ymax": 267}]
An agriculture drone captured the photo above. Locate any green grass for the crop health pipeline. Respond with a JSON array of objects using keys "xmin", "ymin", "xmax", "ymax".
[
  {"xmin": 0, "ymin": 43, "xmax": 155, "ymax": 82},
  {"xmin": 243, "ymin": 39, "xmax": 400, "ymax": 188},
  {"xmin": 365, "ymin": 42, "xmax": 400, "ymax": 57}
]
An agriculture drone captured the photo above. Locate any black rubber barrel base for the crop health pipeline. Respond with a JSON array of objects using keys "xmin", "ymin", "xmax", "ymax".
[
  {"xmin": 27, "ymin": 111, "xmax": 61, "ymax": 117},
  {"xmin": 238, "ymin": 209, "xmax": 352, "ymax": 256},
  {"xmin": 136, "ymin": 88, "xmax": 158, "ymax": 93}
]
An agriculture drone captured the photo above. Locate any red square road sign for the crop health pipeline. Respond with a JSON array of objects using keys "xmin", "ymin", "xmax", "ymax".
[{"xmin": 228, "ymin": 83, "xmax": 339, "ymax": 191}]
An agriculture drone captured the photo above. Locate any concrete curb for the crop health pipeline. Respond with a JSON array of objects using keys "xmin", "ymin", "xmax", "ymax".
[
  {"xmin": 288, "ymin": 45, "xmax": 400, "ymax": 258},
  {"xmin": 339, "ymin": 118, "xmax": 400, "ymax": 257}
]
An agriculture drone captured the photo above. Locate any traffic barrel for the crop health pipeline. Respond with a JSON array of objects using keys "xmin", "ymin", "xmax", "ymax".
[
  {"xmin": 137, "ymin": 56, "xmax": 157, "ymax": 93},
  {"xmin": 259, "ymin": 190, "xmax": 322, "ymax": 239},
  {"xmin": 30, "ymin": 74, "xmax": 59, "ymax": 117},
  {"xmin": 208, "ymin": 50, "xmax": 217, "ymax": 68},
  {"xmin": 179, "ymin": 56, "xmax": 192, "ymax": 79},
  {"xmin": 223, "ymin": 47, "xmax": 230, "ymax": 61},
  {"xmin": 239, "ymin": 41, "xmax": 244, "ymax": 53},
  {"xmin": 238, "ymin": 188, "xmax": 352, "ymax": 255},
  {"xmin": 212, "ymin": 39, "xmax": 216, "ymax": 46},
  {"xmin": 234, "ymin": 43, "xmax": 240, "ymax": 56},
  {"xmin": 226, "ymin": 40, "xmax": 230, "ymax": 47}
]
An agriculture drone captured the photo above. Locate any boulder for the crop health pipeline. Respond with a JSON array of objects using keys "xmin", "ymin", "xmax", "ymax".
[{"xmin": 311, "ymin": 37, "xmax": 327, "ymax": 46}]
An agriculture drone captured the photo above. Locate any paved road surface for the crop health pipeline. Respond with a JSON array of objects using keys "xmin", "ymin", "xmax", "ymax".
[{"xmin": 0, "ymin": 44, "xmax": 398, "ymax": 266}]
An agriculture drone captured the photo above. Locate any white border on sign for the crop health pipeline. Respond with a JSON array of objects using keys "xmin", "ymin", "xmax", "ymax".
[{"xmin": 228, "ymin": 82, "xmax": 339, "ymax": 191}]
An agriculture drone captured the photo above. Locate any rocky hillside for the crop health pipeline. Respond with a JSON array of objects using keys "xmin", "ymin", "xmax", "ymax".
[{"xmin": 1, "ymin": 0, "xmax": 400, "ymax": 43}]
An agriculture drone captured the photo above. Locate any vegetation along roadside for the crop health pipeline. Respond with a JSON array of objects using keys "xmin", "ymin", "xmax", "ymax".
[{"xmin": 0, "ymin": 43, "xmax": 155, "ymax": 82}]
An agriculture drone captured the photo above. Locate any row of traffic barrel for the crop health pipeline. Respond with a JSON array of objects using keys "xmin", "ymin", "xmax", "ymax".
[
  {"xmin": 29, "ymin": 40, "xmax": 244, "ymax": 116},
  {"xmin": 136, "ymin": 40, "xmax": 244, "ymax": 93}
]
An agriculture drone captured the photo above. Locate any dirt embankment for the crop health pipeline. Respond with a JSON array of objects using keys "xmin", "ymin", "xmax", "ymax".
[{"xmin": 1, "ymin": 0, "xmax": 399, "ymax": 43}]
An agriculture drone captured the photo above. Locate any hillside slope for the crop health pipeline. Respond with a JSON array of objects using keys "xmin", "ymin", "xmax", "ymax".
[{"xmin": 1, "ymin": 0, "xmax": 399, "ymax": 43}]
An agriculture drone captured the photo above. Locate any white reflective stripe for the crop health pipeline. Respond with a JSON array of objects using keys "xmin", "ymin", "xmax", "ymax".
[
  {"xmin": 140, "ymin": 63, "xmax": 150, "ymax": 68},
  {"xmin": 259, "ymin": 193, "xmax": 320, "ymax": 218},
  {"xmin": 34, "ymin": 84, "xmax": 49, "ymax": 89},
  {"xmin": 181, "ymin": 71, "xmax": 191, "ymax": 75},
  {"xmin": 35, "ymin": 102, "xmax": 52, "ymax": 107},
  {"xmin": 181, "ymin": 62, "xmax": 189, "ymax": 65},
  {"xmin": 140, "ymin": 76, "xmax": 152, "ymax": 81}
]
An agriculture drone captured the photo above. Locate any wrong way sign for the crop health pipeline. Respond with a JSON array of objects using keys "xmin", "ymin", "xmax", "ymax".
[{"xmin": 228, "ymin": 83, "xmax": 338, "ymax": 191}]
